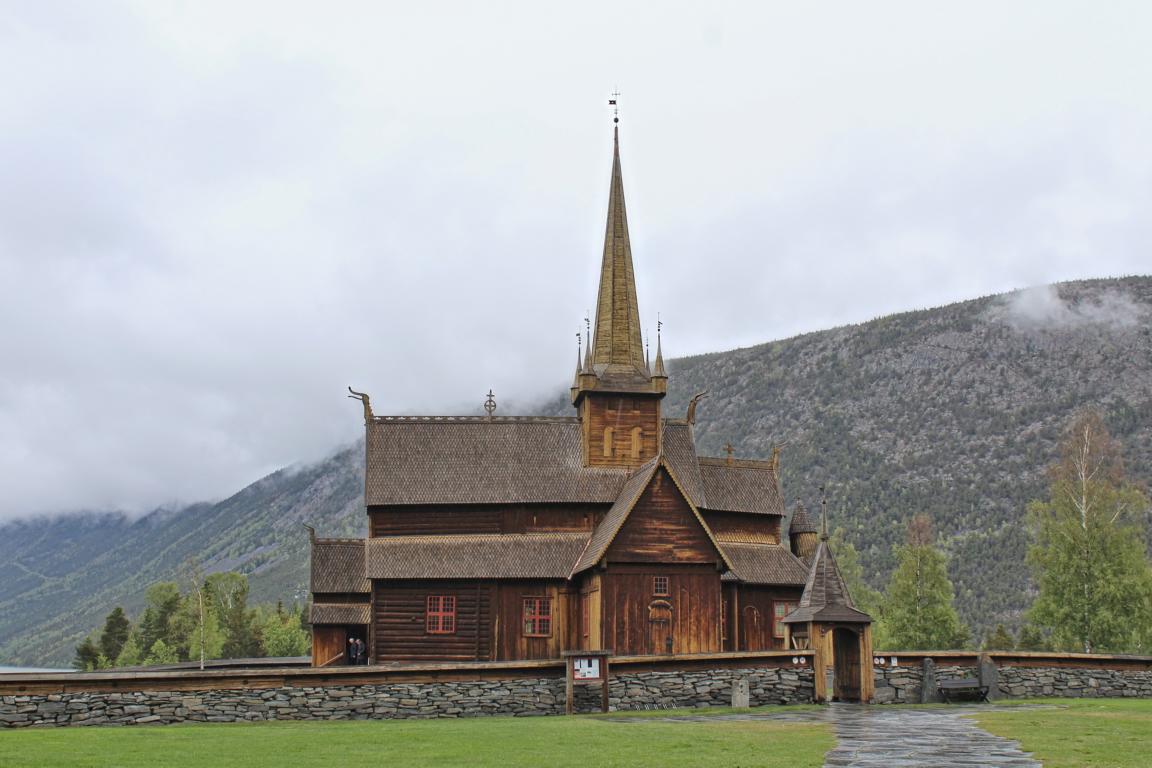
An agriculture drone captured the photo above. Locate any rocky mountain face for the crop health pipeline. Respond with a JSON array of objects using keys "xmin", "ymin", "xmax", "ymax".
[{"xmin": 2, "ymin": 276, "xmax": 1149, "ymax": 665}]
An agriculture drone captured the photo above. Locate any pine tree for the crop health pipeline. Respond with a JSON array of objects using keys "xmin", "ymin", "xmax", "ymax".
[
  {"xmin": 72, "ymin": 635, "xmax": 101, "ymax": 671},
  {"xmin": 879, "ymin": 514, "xmax": 969, "ymax": 650},
  {"xmin": 1016, "ymin": 623, "xmax": 1048, "ymax": 651},
  {"xmin": 115, "ymin": 633, "xmax": 144, "ymax": 668},
  {"xmin": 143, "ymin": 638, "xmax": 179, "ymax": 666},
  {"xmin": 98, "ymin": 606, "xmax": 131, "ymax": 662},
  {"xmin": 1026, "ymin": 411, "xmax": 1152, "ymax": 653},
  {"xmin": 138, "ymin": 582, "xmax": 182, "ymax": 652},
  {"xmin": 983, "ymin": 624, "xmax": 1015, "ymax": 651}
]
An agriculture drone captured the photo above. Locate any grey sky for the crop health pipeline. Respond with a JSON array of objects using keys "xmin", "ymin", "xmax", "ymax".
[{"xmin": 2, "ymin": 1, "xmax": 1150, "ymax": 519}]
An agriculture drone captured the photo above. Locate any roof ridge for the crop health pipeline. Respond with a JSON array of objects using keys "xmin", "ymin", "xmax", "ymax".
[
  {"xmin": 371, "ymin": 415, "xmax": 580, "ymax": 424},
  {"xmin": 698, "ymin": 456, "xmax": 778, "ymax": 471},
  {"xmin": 369, "ymin": 531, "xmax": 589, "ymax": 542}
]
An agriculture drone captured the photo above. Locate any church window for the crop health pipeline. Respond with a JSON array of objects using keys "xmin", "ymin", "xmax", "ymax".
[
  {"xmin": 773, "ymin": 601, "xmax": 797, "ymax": 639},
  {"xmin": 630, "ymin": 426, "xmax": 643, "ymax": 458},
  {"xmin": 603, "ymin": 427, "xmax": 615, "ymax": 457},
  {"xmin": 652, "ymin": 576, "xmax": 669, "ymax": 596},
  {"xmin": 523, "ymin": 597, "xmax": 553, "ymax": 637},
  {"xmin": 426, "ymin": 595, "xmax": 457, "ymax": 634}
]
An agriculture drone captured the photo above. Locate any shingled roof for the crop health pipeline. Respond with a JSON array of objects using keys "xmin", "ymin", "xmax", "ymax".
[
  {"xmin": 311, "ymin": 539, "xmax": 369, "ymax": 594},
  {"xmin": 698, "ymin": 458, "xmax": 785, "ymax": 516},
  {"xmin": 310, "ymin": 603, "xmax": 370, "ymax": 625},
  {"xmin": 719, "ymin": 542, "xmax": 810, "ymax": 586},
  {"xmin": 788, "ymin": 501, "xmax": 819, "ymax": 533},
  {"xmin": 365, "ymin": 533, "xmax": 589, "ymax": 579},
  {"xmin": 783, "ymin": 539, "xmax": 872, "ymax": 624},
  {"xmin": 365, "ymin": 419, "xmax": 783, "ymax": 516}
]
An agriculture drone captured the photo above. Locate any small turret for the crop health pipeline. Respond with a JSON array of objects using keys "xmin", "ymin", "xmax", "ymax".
[{"xmin": 789, "ymin": 498, "xmax": 820, "ymax": 562}]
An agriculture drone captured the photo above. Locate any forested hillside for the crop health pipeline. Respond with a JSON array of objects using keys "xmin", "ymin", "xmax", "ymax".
[
  {"xmin": 2, "ymin": 276, "xmax": 1148, "ymax": 665},
  {"xmin": 663, "ymin": 276, "xmax": 1152, "ymax": 636}
]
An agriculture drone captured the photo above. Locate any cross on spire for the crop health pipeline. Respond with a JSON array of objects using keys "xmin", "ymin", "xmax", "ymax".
[
  {"xmin": 725, "ymin": 443, "xmax": 735, "ymax": 466},
  {"xmin": 609, "ymin": 90, "xmax": 621, "ymax": 123}
]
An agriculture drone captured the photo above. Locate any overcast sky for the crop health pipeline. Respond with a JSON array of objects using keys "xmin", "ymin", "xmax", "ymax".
[{"xmin": 1, "ymin": 1, "xmax": 1150, "ymax": 520}]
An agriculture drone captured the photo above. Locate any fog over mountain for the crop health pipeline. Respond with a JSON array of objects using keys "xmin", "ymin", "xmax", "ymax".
[{"xmin": 3, "ymin": 2, "xmax": 1152, "ymax": 520}]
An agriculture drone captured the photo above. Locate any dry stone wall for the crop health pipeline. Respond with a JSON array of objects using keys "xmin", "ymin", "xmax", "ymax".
[
  {"xmin": 873, "ymin": 662, "xmax": 1152, "ymax": 703},
  {"xmin": 0, "ymin": 666, "xmax": 813, "ymax": 728}
]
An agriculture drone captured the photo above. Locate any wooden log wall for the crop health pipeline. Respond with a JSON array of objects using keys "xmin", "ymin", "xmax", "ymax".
[
  {"xmin": 374, "ymin": 581, "xmax": 493, "ymax": 662},
  {"xmin": 606, "ymin": 469, "xmax": 718, "ymax": 564},
  {"xmin": 598, "ymin": 567, "xmax": 721, "ymax": 655},
  {"xmin": 704, "ymin": 512, "xmax": 780, "ymax": 544},
  {"xmin": 369, "ymin": 505, "xmax": 603, "ymax": 537},
  {"xmin": 580, "ymin": 395, "xmax": 661, "ymax": 467}
]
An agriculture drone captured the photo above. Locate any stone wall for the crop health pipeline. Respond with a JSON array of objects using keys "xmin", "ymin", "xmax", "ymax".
[
  {"xmin": 0, "ymin": 666, "xmax": 813, "ymax": 728},
  {"xmin": 998, "ymin": 667, "xmax": 1152, "ymax": 698},
  {"xmin": 872, "ymin": 660, "xmax": 1152, "ymax": 703}
]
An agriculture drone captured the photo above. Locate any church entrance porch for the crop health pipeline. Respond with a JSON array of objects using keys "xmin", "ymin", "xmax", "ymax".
[{"xmin": 832, "ymin": 627, "xmax": 862, "ymax": 702}]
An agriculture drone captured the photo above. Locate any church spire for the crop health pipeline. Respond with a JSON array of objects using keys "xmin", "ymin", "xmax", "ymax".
[{"xmin": 590, "ymin": 124, "xmax": 646, "ymax": 380}]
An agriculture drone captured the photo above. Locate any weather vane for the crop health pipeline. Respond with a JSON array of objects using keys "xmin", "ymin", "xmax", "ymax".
[{"xmin": 609, "ymin": 90, "xmax": 620, "ymax": 123}]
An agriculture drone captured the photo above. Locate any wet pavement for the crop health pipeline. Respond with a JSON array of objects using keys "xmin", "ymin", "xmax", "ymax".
[
  {"xmin": 820, "ymin": 704, "xmax": 1040, "ymax": 767},
  {"xmin": 608, "ymin": 703, "xmax": 1042, "ymax": 767}
]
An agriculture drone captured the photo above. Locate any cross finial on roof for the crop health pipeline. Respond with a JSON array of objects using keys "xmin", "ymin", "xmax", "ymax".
[
  {"xmin": 484, "ymin": 390, "xmax": 497, "ymax": 419},
  {"xmin": 820, "ymin": 485, "xmax": 829, "ymax": 541},
  {"xmin": 724, "ymin": 442, "xmax": 734, "ymax": 466},
  {"xmin": 609, "ymin": 90, "xmax": 621, "ymax": 123}
]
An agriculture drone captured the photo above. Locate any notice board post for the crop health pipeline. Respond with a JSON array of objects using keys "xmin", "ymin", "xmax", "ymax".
[{"xmin": 561, "ymin": 649, "xmax": 613, "ymax": 715}]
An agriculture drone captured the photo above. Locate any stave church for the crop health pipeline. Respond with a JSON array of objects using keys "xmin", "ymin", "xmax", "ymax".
[{"xmin": 308, "ymin": 116, "xmax": 870, "ymax": 697}]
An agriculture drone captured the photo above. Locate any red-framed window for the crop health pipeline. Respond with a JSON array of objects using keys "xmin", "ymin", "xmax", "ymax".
[
  {"xmin": 426, "ymin": 595, "xmax": 457, "ymax": 634},
  {"xmin": 653, "ymin": 576, "xmax": 670, "ymax": 597},
  {"xmin": 773, "ymin": 601, "xmax": 797, "ymax": 639},
  {"xmin": 523, "ymin": 597, "xmax": 553, "ymax": 637}
]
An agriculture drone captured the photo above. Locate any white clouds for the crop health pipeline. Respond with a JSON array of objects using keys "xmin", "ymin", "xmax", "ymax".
[
  {"xmin": 1, "ymin": 1, "xmax": 1151, "ymax": 518},
  {"xmin": 995, "ymin": 285, "xmax": 1145, "ymax": 331}
]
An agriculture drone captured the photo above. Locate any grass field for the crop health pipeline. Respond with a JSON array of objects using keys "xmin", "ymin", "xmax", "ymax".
[
  {"xmin": 973, "ymin": 699, "xmax": 1152, "ymax": 768},
  {"xmin": 0, "ymin": 709, "xmax": 834, "ymax": 768}
]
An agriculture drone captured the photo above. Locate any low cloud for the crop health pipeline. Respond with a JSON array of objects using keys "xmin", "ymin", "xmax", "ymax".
[{"xmin": 995, "ymin": 285, "xmax": 1144, "ymax": 331}]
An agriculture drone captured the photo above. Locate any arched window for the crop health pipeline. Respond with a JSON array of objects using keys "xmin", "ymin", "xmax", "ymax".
[
  {"xmin": 603, "ymin": 427, "xmax": 615, "ymax": 457},
  {"xmin": 631, "ymin": 427, "xmax": 643, "ymax": 458}
]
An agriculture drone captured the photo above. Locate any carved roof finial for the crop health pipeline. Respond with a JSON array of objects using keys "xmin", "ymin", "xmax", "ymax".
[
  {"xmin": 484, "ymin": 390, "xmax": 497, "ymax": 420},
  {"xmin": 347, "ymin": 387, "xmax": 373, "ymax": 424},
  {"xmin": 686, "ymin": 391, "xmax": 709, "ymax": 425},
  {"xmin": 724, "ymin": 442, "xmax": 735, "ymax": 466}
]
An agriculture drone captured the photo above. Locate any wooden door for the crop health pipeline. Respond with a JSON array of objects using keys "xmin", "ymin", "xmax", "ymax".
[
  {"xmin": 833, "ymin": 627, "xmax": 861, "ymax": 702},
  {"xmin": 742, "ymin": 606, "xmax": 765, "ymax": 651},
  {"xmin": 648, "ymin": 599, "xmax": 673, "ymax": 653}
]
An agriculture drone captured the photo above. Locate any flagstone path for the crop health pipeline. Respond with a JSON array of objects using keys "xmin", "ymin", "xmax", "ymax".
[{"xmin": 608, "ymin": 703, "xmax": 1042, "ymax": 767}]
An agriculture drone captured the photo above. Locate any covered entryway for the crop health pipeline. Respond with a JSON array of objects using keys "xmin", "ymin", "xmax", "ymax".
[{"xmin": 832, "ymin": 627, "xmax": 862, "ymax": 701}]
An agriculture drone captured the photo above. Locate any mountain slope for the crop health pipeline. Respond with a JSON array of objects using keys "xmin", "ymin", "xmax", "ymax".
[
  {"xmin": 663, "ymin": 276, "xmax": 1152, "ymax": 635},
  {"xmin": 2, "ymin": 276, "xmax": 1149, "ymax": 665},
  {"xmin": 0, "ymin": 445, "xmax": 364, "ymax": 666}
]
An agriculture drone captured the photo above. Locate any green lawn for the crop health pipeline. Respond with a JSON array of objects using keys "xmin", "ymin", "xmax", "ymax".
[
  {"xmin": 973, "ymin": 699, "xmax": 1152, "ymax": 768},
  {"xmin": 0, "ymin": 709, "xmax": 833, "ymax": 768}
]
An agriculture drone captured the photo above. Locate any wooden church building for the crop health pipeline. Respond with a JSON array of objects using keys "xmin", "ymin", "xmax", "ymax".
[{"xmin": 309, "ymin": 120, "xmax": 870, "ymax": 697}]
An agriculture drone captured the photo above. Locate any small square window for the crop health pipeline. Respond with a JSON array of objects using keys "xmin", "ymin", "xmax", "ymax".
[
  {"xmin": 426, "ymin": 595, "xmax": 457, "ymax": 634},
  {"xmin": 653, "ymin": 576, "xmax": 670, "ymax": 596},
  {"xmin": 523, "ymin": 597, "xmax": 553, "ymax": 637}
]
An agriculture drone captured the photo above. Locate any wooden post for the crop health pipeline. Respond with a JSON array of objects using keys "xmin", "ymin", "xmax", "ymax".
[
  {"xmin": 601, "ymin": 656, "xmax": 610, "ymax": 713},
  {"xmin": 566, "ymin": 665, "xmax": 575, "ymax": 715},
  {"xmin": 562, "ymin": 649, "xmax": 612, "ymax": 715}
]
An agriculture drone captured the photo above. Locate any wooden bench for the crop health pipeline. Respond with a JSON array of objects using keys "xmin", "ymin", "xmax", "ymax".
[{"xmin": 938, "ymin": 678, "xmax": 989, "ymax": 703}]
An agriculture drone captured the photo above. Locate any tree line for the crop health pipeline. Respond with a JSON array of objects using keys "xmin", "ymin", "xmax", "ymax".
[
  {"xmin": 838, "ymin": 409, "xmax": 1152, "ymax": 653},
  {"xmin": 74, "ymin": 571, "xmax": 310, "ymax": 671}
]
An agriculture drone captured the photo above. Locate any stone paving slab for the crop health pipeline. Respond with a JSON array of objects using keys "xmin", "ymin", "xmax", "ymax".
[{"xmin": 606, "ymin": 703, "xmax": 1043, "ymax": 767}]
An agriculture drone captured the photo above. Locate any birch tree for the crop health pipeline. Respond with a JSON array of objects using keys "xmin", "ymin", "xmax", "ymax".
[{"xmin": 1026, "ymin": 411, "xmax": 1152, "ymax": 653}]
